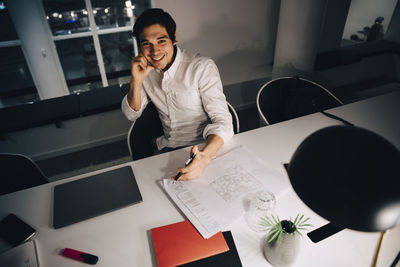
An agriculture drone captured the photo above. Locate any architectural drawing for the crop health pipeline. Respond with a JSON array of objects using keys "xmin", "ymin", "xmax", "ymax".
[
  {"xmin": 210, "ymin": 164, "xmax": 262, "ymax": 202},
  {"xmin": 170, "ymin": 182, "xmax": 220, "ymax": 233}
]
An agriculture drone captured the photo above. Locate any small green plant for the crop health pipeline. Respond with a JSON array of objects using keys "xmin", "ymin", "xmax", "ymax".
[{"xmin": 260, "ymin": 214, "xmax": 312, "ymax": 243}]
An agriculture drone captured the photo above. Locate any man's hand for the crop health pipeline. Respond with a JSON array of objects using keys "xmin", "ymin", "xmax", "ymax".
[
  {"xmin": 131, "ymin": 53, "xmax": 154, "ymax": 85},
  {"xmin": 173, "ymin": 145, "xmax": 212, "ymax": 181},
  {"xmin": 172, "ymin": 135, "xmax": 224, "ymax": 181},
  {"xmin": 127, "ymin": 53, "xmax": 154, "ymax": 111}
]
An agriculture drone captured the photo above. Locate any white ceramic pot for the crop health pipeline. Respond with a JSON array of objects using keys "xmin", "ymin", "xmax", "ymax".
[{"xmin": 263, "ymin": 231, "xmax": 301, "ymax": 266}]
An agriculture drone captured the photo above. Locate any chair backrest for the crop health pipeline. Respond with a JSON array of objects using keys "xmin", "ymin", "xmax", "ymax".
[
  {"xmin": 0, "ymin": 153, "xmax": 48, "ymax": 196},
  {"xmin": 127, "ymin": 101, "xmax": 240, "ymax": 160},
  {"xmin": 256, "ymin": 77, "xmax": 343, "ymax": 125},
  {"xmin": 127, "ymin": 102, "xmax": 163, "ymax": 160},
  {"xmin": 227, "ymin": 101, "xmax": 240, "ymax": 134}
]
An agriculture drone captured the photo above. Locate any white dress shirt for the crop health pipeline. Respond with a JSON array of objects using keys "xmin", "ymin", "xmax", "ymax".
[{"xmin": 121, "ymin": 47, "xmax": 234, "ymax": 150}]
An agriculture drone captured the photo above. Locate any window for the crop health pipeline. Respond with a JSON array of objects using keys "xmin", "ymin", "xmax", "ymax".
[
  {"xmin": 0, "ymin": 0, "xmax": 150, "ymax": 108},
  {"xmin": 0, "ymin": 1, "xmax": 38, "ymax": 108},
  {"xmin": 43, "ymin": 0, "xmax": 149, "ymax": 93},
  {"xmin": 98, "ymin": 31, "xmax": 133, "ymax": 85},
  {"xmin": 54, "ymin": 37, "xmax": 101, "ymax": 93},
  {"xmin": 0, "ymin": 1, "xmax": 18, "ymax": 42},
  {"xmin": 341, "ymin": 0, "xmax": 397, "ymax": 46}
]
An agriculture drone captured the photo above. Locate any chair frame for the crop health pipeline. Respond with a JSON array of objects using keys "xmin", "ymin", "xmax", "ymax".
[
  {"xmin": 227, "ymin": 101, "xmax": 240, "ymax": 134},
  {"xmin": 127, "ymin": 121, "xmax": 135, "ymax": 159},
  {"xmin": 256, "ymin": 76, "xmax": 343, "ymax": 125}
]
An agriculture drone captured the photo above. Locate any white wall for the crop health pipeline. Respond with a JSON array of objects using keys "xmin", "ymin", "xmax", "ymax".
[
  {"xmin": 342, "ymin": 0, "xmax": 398, "ymax": 40},
  {"xmin": 152, "ymin": 0, "xmax": 279, "ymax": 85},
  {"xmin": 7, "ymin": 0, "xmax": 70, "ymax": 100}
]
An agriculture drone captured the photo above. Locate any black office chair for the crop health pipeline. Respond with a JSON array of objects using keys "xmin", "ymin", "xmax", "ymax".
[
  {"xmin": 127, "ymin": 101, "xmax": 240, "ymax": 160},
  {"xmin": 127, "ymin": 102, "xmax": 164, "ymax": 161},
  {"xmin": 0, "ymin": 153, "xmax": 49, "ymax": 196},
  {"xmin": 256, "ymin": 77, "xmax": 343, "ymax": 125}
]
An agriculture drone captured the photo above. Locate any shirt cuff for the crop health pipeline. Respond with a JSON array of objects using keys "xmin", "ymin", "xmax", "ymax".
[
  {"xmin": 203, "ymin": 123, "xmax": 234, "ymax": 144},
  {"xmin": 121, "ymin": 95, "xmax": 142, "ymax": 121}
]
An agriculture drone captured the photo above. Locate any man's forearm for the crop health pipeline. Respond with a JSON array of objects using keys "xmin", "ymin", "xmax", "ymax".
[
  {"xmin": 127, "ymin": 80, "xmax": 143, "ymax": 111},
  {"xmin": 201, "ymin": 134, "xmax": 224, "ymax": 159}
]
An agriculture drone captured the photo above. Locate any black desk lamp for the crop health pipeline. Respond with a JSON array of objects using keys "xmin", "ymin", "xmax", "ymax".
[{"xmin": 286, "ymin": 125, "xmax": 400, "ymax": 267}]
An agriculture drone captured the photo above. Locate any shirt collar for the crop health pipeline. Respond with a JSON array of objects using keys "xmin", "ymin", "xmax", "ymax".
[{"xmin": 162, "ymin": 46, "xmax": 181, "ymax": 78}]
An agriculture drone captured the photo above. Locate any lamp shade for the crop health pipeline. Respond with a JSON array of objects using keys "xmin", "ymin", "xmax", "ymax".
[{"xmin": 287, "ymin": 125, "xmax": 400, "ymax": 232}]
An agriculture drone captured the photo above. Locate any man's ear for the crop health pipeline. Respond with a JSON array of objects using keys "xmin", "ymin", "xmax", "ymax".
[{"xmin": 173, "ymin": 32, "xmax": 178, "ymax": 45}]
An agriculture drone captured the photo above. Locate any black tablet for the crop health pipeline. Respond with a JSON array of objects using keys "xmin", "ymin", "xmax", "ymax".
[{"xmin": 53, "ymin": 166, "xmax": 142, "ymax": 229}]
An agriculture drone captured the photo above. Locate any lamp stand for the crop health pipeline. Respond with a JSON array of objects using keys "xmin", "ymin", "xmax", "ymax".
[{"xmin": 371, "ymin": 230, "xmax": 388, "ymax": 267}]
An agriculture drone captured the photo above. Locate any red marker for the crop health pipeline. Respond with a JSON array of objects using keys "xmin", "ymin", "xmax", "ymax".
[{"xmin": 62, "ymin": 248, "xmax": 99, "ymax": 265}]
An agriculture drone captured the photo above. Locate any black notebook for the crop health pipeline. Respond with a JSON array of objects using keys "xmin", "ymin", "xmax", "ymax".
[
  {"xmin": 179, "ymin": 231, "xmax": 242, "ymax": 267},
  {"xmin": 53, "ymin": 166, "xmax": 142, "ymax": 229}
]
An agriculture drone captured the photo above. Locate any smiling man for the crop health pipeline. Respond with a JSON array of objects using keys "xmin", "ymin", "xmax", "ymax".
[{"xmin": 121, "ymin": 8, "xmax": 233, "ymax": 181}]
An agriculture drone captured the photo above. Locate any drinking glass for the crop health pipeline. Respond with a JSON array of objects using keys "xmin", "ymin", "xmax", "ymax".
[{"xmin": 245, "ymin": 190, "xmax": 276, "ymax": 232}]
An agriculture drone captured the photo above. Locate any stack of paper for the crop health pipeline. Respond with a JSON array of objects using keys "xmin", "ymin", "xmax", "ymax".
[{"xmin": 162, "ymin": 146, "xmax": 288, "ymax": 238}]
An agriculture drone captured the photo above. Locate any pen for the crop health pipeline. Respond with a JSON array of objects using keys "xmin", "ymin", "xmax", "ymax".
[{"xmin": 174, "ymin": 153, "xmax": 197, "ymax": 180}]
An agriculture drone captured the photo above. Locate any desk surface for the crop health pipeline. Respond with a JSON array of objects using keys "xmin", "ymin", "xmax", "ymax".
[{"xmin": 1, "ymin": 91, "xmax": 399, "ymax": 267}]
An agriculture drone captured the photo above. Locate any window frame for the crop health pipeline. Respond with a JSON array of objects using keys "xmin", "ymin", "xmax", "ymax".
[{"xmin": 0, "ymin": 0, "xmax": 140, "ymax": 107}]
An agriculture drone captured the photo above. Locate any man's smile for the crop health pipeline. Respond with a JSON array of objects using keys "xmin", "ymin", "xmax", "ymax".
[{"xmin": 150, "ymin": 54, "xmax": 165, "ymax": 62}]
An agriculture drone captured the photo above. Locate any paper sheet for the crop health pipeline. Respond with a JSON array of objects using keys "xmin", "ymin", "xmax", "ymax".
[
  {"xmin": 0, "ymin": 240, "xmax": 40, "ymax": 267},
  {"xmin": 163, "ymin": 146, "xmax": 288, "ymax": 238}
]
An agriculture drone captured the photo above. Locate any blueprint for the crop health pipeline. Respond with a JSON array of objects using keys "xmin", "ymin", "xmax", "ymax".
[
  {"xmin": 210, "ymin": 164, "xmax": 262, "ymax": 203},
  {"xmin": 163, "ymin": 146, "xmax": 288, "ymax": 238}
]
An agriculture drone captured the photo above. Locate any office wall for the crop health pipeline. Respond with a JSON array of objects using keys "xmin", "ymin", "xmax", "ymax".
[
  {"xmin": 152, "ymin": 0, "xmax": 280, "ymax": 86},
  {"xmin": 6, "ymin": 0, "xmax": 70, "ymax": 100}
]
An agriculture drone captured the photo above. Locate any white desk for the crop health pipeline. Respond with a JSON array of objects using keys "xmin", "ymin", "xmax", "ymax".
[{"xmin": 1, "ymin": 91, "xmax": 399, "ymax": 267}]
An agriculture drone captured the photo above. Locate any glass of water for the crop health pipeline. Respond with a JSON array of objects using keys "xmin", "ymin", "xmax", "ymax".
[{"xmin": 245, "ymin": 190, "xmax": 276, "ymax": 232}]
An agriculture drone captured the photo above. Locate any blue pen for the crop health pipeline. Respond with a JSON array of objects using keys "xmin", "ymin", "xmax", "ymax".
[{"xmin": 174, "ymin": 153, "xmax": 196, "ymax": 180}]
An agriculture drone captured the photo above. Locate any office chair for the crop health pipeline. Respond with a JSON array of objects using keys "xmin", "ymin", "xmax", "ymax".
[
  {"xmin": 127, "ymin": 102, "xmax": 164, "ymax": 161},
  {"xmin": 256, "ymin": 77, "xmax": 343, "ymax": 125},
  {"xmin": 0, "ymin": 153, "xmax": 49, "ymax": 196},
  {"xmin": 127, "ymin": 101, "xmax": 240, "ymax": 160}
]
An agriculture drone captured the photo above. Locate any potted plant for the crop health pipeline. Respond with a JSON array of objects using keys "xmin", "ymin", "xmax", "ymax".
[{"xmin": 260, "ymin": 214, "xmax": 312, "ymax": 266}]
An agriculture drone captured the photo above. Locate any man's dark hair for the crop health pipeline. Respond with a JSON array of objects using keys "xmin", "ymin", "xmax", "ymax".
[{"xmin": 133, "ymin": 8, "xmax": 176, "ymax": 44}]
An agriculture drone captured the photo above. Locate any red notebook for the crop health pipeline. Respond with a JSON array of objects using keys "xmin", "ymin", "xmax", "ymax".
[{"xmin": 151, "ymin": 220, "xmax": 229, "ymax": 267}]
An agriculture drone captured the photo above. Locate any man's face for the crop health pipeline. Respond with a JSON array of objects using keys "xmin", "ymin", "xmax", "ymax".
[{"xmin": 139, "ymin": 24, "xmax": 176, "ymax": 71}]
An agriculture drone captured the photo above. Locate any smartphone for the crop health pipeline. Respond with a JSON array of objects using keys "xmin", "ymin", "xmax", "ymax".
[{"xmin": 0, "ymin": 214, "xmax": 36, "ymax": 247}]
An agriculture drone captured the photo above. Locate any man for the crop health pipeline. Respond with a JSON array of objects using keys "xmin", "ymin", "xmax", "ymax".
[{"xmin": 121, "ymin": 8, "xmax": 234, "ymax": 181}]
